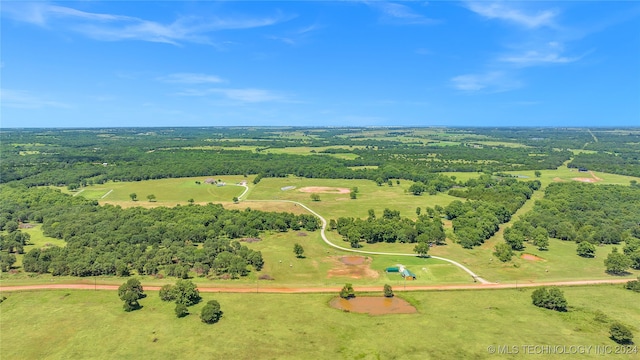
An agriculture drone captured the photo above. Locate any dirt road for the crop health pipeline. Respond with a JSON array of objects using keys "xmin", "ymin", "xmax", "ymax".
[{"xmin": 0, "ymin": 278, "xmax": 631, "ymax": 294}]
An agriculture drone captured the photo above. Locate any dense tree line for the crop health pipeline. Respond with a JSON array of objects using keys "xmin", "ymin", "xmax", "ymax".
[
  {"xmin": 569, "ymin": 152, "xmax": 640, "ymax": 178},
  {"xmin": 0, "ymin": 185, "xmax": 319, "ymax": 277},
  {"xmin": 332, "ymin": 208, "xmax": 445, "ymax": 248},
  {"xmin": 518, "ymin": 182, "xmax": 640, "ymax": 268},
  {"xmin": 444, "ymin": 176, "xmax": 541, "ymax": 248}
]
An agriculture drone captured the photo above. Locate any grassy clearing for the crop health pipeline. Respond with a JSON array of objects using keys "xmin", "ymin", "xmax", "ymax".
[
  {"xmin": 504, "ymin": 166, "xmax": 640, "ymax": 187},
  {"xmin": 249, "ymin": 177, "xmax": 459, "ymax": 221},
  {"xmin": 91, "ymin": 176, "xmax": 248, "ymax": 204},
  {"xmin": 1, "ymin": 285, "xmax": 638, "ymax": 359}
]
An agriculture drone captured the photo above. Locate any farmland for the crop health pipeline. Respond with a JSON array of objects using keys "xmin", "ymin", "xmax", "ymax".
[{"xmin": 2, "ymin": 127, "xmax": 640, "ymax": 358}]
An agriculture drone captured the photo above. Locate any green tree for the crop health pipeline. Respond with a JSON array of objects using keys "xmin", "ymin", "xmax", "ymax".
[
  {"xmin": 531, "ymin": 286, "xmax": 567, "ymax": 311},
  {"xmin": 408, "ymin": 182, "xmax": 424, "ymax": 195},
  {"xmin": 159, "ymin": 284, "xmax": 176, "ymax": 301},
  {"xmin": 232, "ymin": 197, "xmax": 239, "ymax": 203},
  {"xmin": 605, "ymin": 248, "xmax": 632, "ymax": 274},
  {"xmin": 310, "ymin": 194, "xmax": 320, "ymax": 202},
  {"xmin": 609, "ymin": 322, "xmax": 634, "ymax": 344},
  {"xmin": 293, "ymin": 243, "xmax": 305, "ymax": 258},
  {"xmin": 375, "ymin": 177, "xmax": 383, "ymax": 186},
  {"xmin": 187, "ymin": 198, "xmax": 194, "ymax": 205},
  {"xmin": 493, "ymin": 243, "xmax": 514, "ymax": 262},
  {"xmin": 532, "ymin": 227, "xmax": 549, "ymax": 250},
  {"xmin": 147, "ymin": 194, "xmax": 156, "ymax": 202},
  {"xmin": 173, "ymin": 279, "xmax": 201, "ymax": 306},
  {"xmin": 534, "ymin": 170, "xmax": 541, "ymax": 178},
  {"xmin": 340, "ymin": 283, "xmax": 355, "ymax": 299},
  {"xmin": 415, "ymin": 207, "xmax": 421, "ymax": 216},
  {"xmin": 414, "ymin": 242, "xmax": 430, "ymax": 257},
  {"xmin": 175, "ymin": 303, "xmax": 189, "ymax": 318},
  {"xmin": 349, "ymin": 191, "xmax": 357, "ymax": 200},
  {"xmin": 0, "ymin": 252, "xmax": 17, "ymax": 272},
  {"xmin": 383, "ymin": 284, "xmax": 394, "ymax": 298},
  {"xmin": 200, "ymin": 300, "xmax": 223, "ymax": 324},
  {"xmin": 118, "ymin": 278, "xmax": 144, "ymax": 312},
  {"xmin": 577, "ymin": 241, "xmax": 596, "ymax": 258},
  {"xmin": 624, "ymin": 276, "xmax": 640, "ymax": 292},
  {"xmin": 129, "ymin": 193, "xmax": 137, "ymax": 201},
  {"xmin": 387, "ymin": 179, "xmax": 393, "ymax": 187}
]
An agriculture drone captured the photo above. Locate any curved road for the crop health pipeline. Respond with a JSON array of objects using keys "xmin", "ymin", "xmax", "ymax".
[
  {"xmin": 4, "ymin": 184, "xmax": 629, "ymax": 294},
  {"xmin": 245, "ymin": 199, "xmax": 491, "ymax": 284}
]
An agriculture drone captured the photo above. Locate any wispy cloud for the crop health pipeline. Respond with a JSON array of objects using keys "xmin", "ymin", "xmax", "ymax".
[
  {"xmin": 465, "ymin": 1, "xmax": 558, "ymax": 29},
  {"xmin": 176, "ymin": 88, "xmax": 291, "ymax": 103},
  {"xmin": 450, "ymin": 71, "xmax": 521, "ymax": 93},
  {"xmin": 0, "ymin": 89, "xmax": 72, "ymax": 109},
  {"xmin": 266, "ymin": 23, "xmax": 323, "ymax": 46},
  {"xmin": 499, "ymin": 43, "xmax": 585, "ymax": 67},
  {"xmin": 366, "ymin": 1, "xmax": 439, "ymax": 25},
  {"xmin": 158, "ymin": 73, "xmax": 225, "ymax": 84},
  {"xmin": 1, "ymin": 3, "xmax": 291, "ymax": 45}
]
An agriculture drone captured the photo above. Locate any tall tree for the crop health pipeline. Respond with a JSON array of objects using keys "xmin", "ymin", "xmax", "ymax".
[
  {"xmin": 605, "ymin": 248, "xmax": 632, "ymax": 274},
  {"xmin": 118, "ymin": 278, "xmax": 144, "ymax": 312},
  {"xmin": 293, "ymin": 243, "xmax": 305, "ymax": 258},
  {"xmin": 200, "ymin": 300, "xmax": 223, "ymax": 324}
]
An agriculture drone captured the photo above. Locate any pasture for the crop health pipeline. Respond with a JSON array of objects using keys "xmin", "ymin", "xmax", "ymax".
[
  {"xmin": 1, "ymin": 285, "xmax": 638, "ymax": 359},
  {"xmin": 248, "ymin": 176, "xmax": 458, "ymax": 220},
  {"xmin": 76, "ymin": 176, "xmax": 248, "ymax": 205}
]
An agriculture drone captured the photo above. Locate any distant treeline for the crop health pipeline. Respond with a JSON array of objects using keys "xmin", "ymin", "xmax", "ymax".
[{"xmin": 1, "ymin": 127, "xmax": 580, "ymax": 189}]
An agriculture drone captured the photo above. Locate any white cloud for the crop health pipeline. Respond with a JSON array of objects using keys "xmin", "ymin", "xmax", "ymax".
[
  {"xmin": 158, "ymin": 73, "xmax": 225, "ymax": 84},
  {"xmin": 466, "ymin": 1, "xmax": 558, "ymax": 29},
  {"xmin": 450, "ymin": 72, "xmax": 521, "ymax": 93},
  {"xmin": 500, "ymin": 51, "xmax": 580, "ymax": 66},
  {"xmin": 1, "ymin": 3, "xmax": 291, "ymax": 45},
  {"xmin": 176, "ymin": 88, "xmax": 290, "ymax": 103},
  {"xmin": 366, "ymin": 1, "xmax": 438, "ymax": 25},
  {"xmin": 0, "ymin": 89, "xmax": 71, "ymax": 109},
  {"xmin": 499, "ymin": 42, "xmax": 587, "ymax": 67}
]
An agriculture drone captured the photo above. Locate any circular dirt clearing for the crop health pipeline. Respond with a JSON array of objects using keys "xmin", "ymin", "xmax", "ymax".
[
  {"xmin": 330, "ymin": 296, "xmax": 417, "ymax": 315},
  {"xmin": 521, "ymin": 254, "xmax": 544, "ymax": 261},
  {"xmin": 340, "ymin": 256, "xmax": 365, "ymax": 265},
  {"xmin": 299, "ymin": 186, "xmax": 351, "ymax": 194}
]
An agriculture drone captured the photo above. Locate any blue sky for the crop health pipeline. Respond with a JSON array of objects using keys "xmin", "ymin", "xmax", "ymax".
[{"xmin": 1, "ymin": 1, "xmax": 639, "ymax": 128}]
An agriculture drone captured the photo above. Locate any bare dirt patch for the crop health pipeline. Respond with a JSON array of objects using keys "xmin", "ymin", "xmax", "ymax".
[
  {"xmin": 572, "ymin": 177, "xmax": 598, "ymax": 183},
  {"xmin": 340, "ymin": 256, "xmax": 366, "ymax": 265},
  {"xmin": 327, "ymin": 256, "xmax": 379, "ymax": 279},
  {"xmin": 329, "ymin": 296, "xmax": 417, "ymax": 315},
  {"xmin": 299, "ymin": 186, "xmax": 351, "ymax": 194},
  {"xmin": 521, "ymin": 253, "xmax": 544, "ymax": 261},
  {"xmin": 553, "ymin": 177, "xmax": 565, "ymax": 182},
  {"xmin": 241, "ymin": 237, "xmax": 261, "ymax": 243},
  {"xmin": 572, "ymin": 171, "xmax": 602, "ymax": 183}
]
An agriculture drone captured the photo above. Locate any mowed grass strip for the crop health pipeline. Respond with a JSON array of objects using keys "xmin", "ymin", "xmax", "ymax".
[{"xmin": 1, "ymin": 285, "xmax": 638, "ymax": 359}]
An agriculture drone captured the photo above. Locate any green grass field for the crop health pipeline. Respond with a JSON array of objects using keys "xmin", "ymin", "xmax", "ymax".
[
  {"xmin": 249, "ymin": 176, "xmax": 459, "ymax": 221},
  {"xmin": 1, "ymin": 285, "xmax": 638, "ymax": 359},
  {"xmin": 72, "ymin": 176, "xmax": 249, "ymax": 205}
]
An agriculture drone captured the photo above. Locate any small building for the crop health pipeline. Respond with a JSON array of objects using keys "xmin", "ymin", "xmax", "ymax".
[
  {"xmin": 401, "ymin": 269, "xmax": 417, "ymax": 280},
  {"xmin": 204, "ymin": 178, "xmax": 216, "ymax": 184},
  {"xmin": 385, "ymin": 267, "xmax": 400, "ymax": 273},
  {"xmin": 578, "ymin": 167, "xmax": 588, "ymax": 172}
]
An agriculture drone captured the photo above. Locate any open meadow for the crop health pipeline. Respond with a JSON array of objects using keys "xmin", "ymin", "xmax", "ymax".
[{"xmin": 1, "ymin": 285, "xmax": 638, "ymax": 359}]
